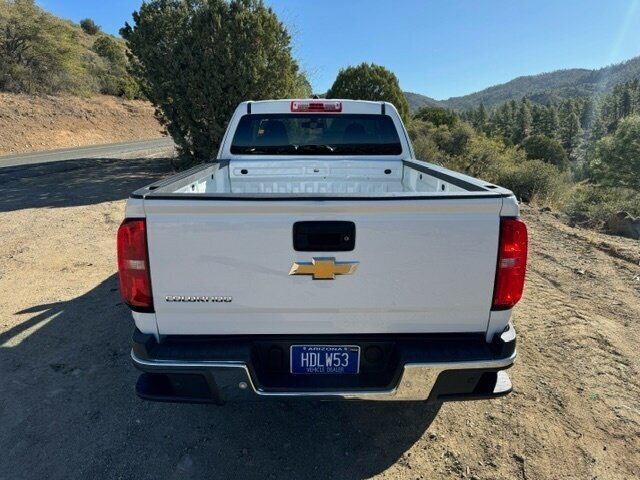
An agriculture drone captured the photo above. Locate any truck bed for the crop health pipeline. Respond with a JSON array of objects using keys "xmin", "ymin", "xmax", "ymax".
[
  {"xmin": 125, "ymin": 157, "xmax": 518, "ymax": 338},
  {"xmin": 134, "ymin": 159, "xmax": 511, "ymax": 199}
]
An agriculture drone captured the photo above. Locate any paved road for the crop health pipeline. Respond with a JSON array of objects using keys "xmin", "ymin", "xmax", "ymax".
[{"xmin": 0, "ymin": 137, "xmax": 174, "ymax": 168}]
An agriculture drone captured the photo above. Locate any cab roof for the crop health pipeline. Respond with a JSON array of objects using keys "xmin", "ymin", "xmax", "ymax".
[{"xmin": 237, "ymin": 99, "xmax": 397, "ymax": 115}]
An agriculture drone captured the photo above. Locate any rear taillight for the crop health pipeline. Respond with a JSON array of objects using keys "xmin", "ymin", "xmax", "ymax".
[
  {"xmin": 117, "ymin": 219, "xmax": 153, "ymax": 311},
  {"xmin": 492, "ymin": 218, "xmax": 528, "ymax": 310}
]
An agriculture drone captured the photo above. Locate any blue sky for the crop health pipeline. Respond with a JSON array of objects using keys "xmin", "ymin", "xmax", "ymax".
[{"xmin": 37, "ymin": 0, "xmax": 640, "ymax": 100}]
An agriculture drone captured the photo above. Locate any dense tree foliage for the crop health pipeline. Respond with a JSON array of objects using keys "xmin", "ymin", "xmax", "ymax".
[
  {"xmin": 327, "ymin": 63, "xmax": 410, "ymax": 122},
  {"xmin": 122, "ymin": 0, "xmax": 309, "ymax": 162},
  {"xmin": 0, "ymin": 0, "xmax": 88, "ymax": 94},
  {"xmin": 0, "ymin": 0, "xmax": 138, "ymax": 97},
  {"xmin": 92, "ymin": 35, "xmax": 139, "ymax": 98},
  {"xmin": 456, "ymin": 80, "xmax": 640, "ymax": 230},
  {"xmin": 414, "ymin": 106, "xmax": 457, "ymax": 127},
  {"xmin": 521, "ymin": 135, "xmax": 568, "ymax": 170},
  {"xmin": 461, "ymin": 80, "xmax": 640, "ymax": 167},
  {"xmin": 407, "ymin": 116, "xmax": 568, "ymax": 206},
  {"xmin": 591, "ymin": 115, "xmax": 640, "ymax": 190},
  {"xmin": 406, "ymin": 78, "xmax": 640, "ymax": 232}
]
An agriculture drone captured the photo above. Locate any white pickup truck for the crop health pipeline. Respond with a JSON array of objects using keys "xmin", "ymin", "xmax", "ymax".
[{"xmin": 117, "ymin": 99, "xmax": 527, "ymax": 404}]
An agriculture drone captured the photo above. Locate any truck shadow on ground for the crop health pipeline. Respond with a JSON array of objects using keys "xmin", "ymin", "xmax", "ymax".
[
  {"xmin": 0, "ymin": 275, "xmax": 441, "ymax": 480},
  {"xmin": 0, "ymin": 155, "xmax": 174, "ymax": 212}
]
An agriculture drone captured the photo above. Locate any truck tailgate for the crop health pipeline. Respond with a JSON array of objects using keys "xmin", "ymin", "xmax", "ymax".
[{"xmin": 145, "ymin": 198, "xmax": 503, "ymax": 335}]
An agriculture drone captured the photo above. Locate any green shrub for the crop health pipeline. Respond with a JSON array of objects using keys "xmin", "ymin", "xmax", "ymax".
[
  {"xmin": 406, "ymin": 119, "xmax": 475, "ymax": 161},
  {"xmin": 93, "ymin": 35, "xmax": 126, "ymax": 65},
  {"xmin": 435, "ymin": 122, "xmax": 475, "ymax": 157},
  {"xmin": 406, "ymin": 120, "xmax": 447, "ymax": 164},
  {"xmin": 90, "ymin": 35, "xmax": 141, "ymax": 97},
  {"xmin": 454, "ymin": 134, "xmax": 523, "ymax": 181},
  {"xmin": 563, "ymin": 184, "xmax": 640, "ymax": 225},
  {"xmin": 409, "ymin": 131, "xmax": 446, "ymax": 165},
  {"xmin": 401, "ymin": 111, "xmax": 571, "ymax": 207},
  {"xmin": 521, "ymin": 135, "xmax": 568, "ymax": 170},
  {"xmin": 80, "ymin": 18, "xmax": 100, "ymax": 35},
  {"xmin": 120, "ymin": 76, "xmax": 142, "ymax": 100},
  {"xmin": 494, "ymin": 159, "xmax": 569, "ymax": 205}
]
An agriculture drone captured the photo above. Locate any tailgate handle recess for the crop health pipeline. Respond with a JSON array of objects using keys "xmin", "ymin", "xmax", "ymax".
[{"xmin": 293, "ymin": 221, "xmax": 355, "ymax": 252}]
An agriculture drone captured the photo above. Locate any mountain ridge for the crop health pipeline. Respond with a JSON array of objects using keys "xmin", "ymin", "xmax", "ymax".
[{"xmin": 404, "ymin": 55, "xmax": 640, "ymax": 111}]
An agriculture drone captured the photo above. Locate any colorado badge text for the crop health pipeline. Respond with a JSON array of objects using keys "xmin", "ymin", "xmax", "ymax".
[{"xmin": 165, "ymin": 296, "xmax": 232, "ymax": 303}]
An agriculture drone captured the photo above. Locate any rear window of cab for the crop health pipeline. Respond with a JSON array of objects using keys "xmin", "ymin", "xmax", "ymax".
[{"xmin": 230, "ymin": 114, "xmax": 402, "ymax": 155}]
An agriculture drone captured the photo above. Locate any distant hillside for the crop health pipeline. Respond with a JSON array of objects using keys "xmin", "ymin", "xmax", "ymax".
[
  {"xmin": 438, "ymin": 56, "xmax": 640, "ymax": 110},
  {"xmin": 404, "ymin": 92, "xmax": 442, "ymax": 111},
  {"xmin": 0, "ymin": 1, "xmax": 138, "ymax": 98}
]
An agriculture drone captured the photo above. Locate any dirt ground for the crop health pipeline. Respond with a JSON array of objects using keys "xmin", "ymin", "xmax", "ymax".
[
  {"xmin": 0, "ymin": 154, "xmax": 638, "ymax": 480},
  {"xmin": 0, "ymin": 93, "xmax": 164, "ymax": 155}
]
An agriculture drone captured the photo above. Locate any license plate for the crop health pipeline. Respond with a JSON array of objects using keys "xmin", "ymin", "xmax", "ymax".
[{"xmin": 290, "ymin": 345, "xmax": 360, "ymax": 374}]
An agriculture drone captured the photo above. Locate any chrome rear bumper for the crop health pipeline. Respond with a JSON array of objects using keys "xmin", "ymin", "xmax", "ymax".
[
  {"xmin": 132, "ymin": 350, "xmax": 515, "ymax": 401},
  {"xmin": 131, "ymin": 325, "xmax": 517, "ymax": 403}
]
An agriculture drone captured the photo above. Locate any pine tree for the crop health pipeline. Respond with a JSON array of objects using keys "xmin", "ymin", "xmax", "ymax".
[
  {"xmin": 476, "ymin": 103, "xmax": 487, "ymax": 133},
  {"xmin": 589, "ymin": 107, "xmax": 608, "ymax": 142},
  {"xmin": 558, "ymin": 101, "xmax": 582, "ymax": 152},
  {"xmin": 512, "ymin": 98, "xmax": 532, "ymax": 144},
  {"xmin": 580, "ymin": 98, "xmax": 596, "ymax": 131},
  {"xmin": 530, "ymin": 104, "xmax": 544, "ymax": 136},
  {"xmin": 545, "ymin": 105, "xmax": 560, "ymax": 139},
  {"xmin": 620, "ymin": 86, "xmax": 633, "ymax": 118},
  {"xmin": 492, "ymin": 103, "xmax": 514, "ymax": 143}
]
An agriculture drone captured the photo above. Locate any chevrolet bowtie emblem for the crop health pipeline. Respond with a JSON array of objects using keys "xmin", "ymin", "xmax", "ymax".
[{"xmin": 289, "ymin": 257, "xmax": 359, "ymax": 280}]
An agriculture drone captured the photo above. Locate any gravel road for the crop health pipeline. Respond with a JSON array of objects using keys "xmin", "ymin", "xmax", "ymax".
[{"xmin": 0, "ymin": 153, "xmax": 638, "ymax": 479}]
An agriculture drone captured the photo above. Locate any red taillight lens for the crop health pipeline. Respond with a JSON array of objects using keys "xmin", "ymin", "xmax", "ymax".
[
  {"xmin": 117, "ymin": 219, "xmax": 153, "ymax": 311},
  {"xmin": 492, "ymin": 218, "xmax": 528, "ymax": 310}
]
